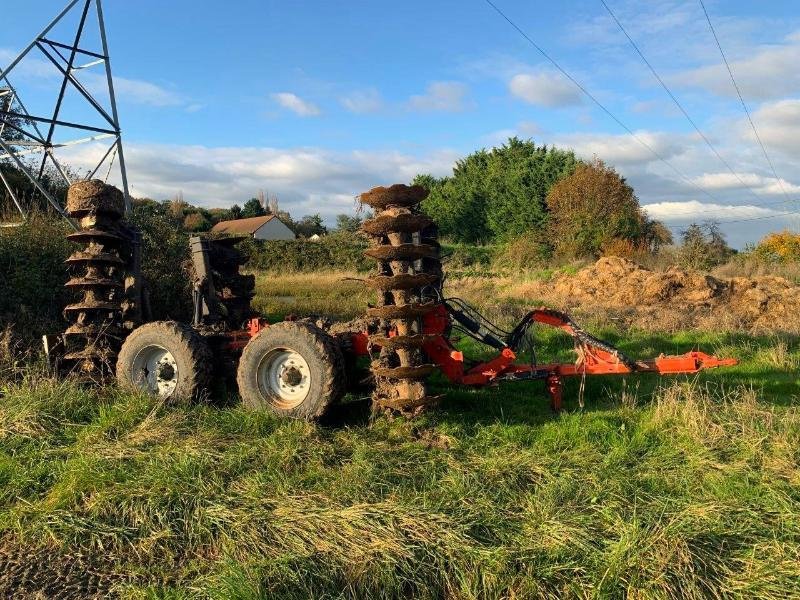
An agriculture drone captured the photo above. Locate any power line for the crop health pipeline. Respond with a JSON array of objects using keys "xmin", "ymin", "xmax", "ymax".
[
  {"xmin": 662, "ymin": 210, "xmax": 800, "ymax": 230},
  {"xmin": 698, "ymin": 0, "xmax": 795, "ymax": 209},
  {"xmin": 482, "ymin": 0, "xmax": 730, "ymax": 208},
  {"xmin": 482, "ymin": 0, "xmax": 796, "ymax": 230},
  {"xmin": 600, "ymin": 0, "xmax": 790, "ymax": 212}
]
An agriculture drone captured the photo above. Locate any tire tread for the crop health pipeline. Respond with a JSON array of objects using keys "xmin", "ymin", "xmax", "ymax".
[{"xmin": 116, "ymin": 320, "xmax": 212, "ymax": 402}]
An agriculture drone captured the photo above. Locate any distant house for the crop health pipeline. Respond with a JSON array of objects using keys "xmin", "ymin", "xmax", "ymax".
[
  {"xmin": 211, "ymin": 215, "xmax": 295, "ymax": 240},
  {"xmin": 309, "ymin": 233, "xmax": 322, "ymax": 242}
]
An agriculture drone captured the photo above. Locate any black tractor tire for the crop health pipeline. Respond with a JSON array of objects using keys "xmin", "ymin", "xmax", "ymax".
[
  {"xmin": 237, "ymin": 321, "xmax": 346, "ymax": 420},
  {"xmin": 116, "ymin": 321, "xmax": 212, "ymax": 403}
]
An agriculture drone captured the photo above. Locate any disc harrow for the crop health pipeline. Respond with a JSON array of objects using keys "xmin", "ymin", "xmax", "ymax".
[
  {"xmin": 360, "ymin": 184, "xmax": 443, "ymax": 414},
  {"xmin": 62, "ymin": 180, "xmax": 128, "ymax": 375}
]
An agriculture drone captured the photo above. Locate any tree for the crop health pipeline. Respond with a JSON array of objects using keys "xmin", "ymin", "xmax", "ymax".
[
  {"xmin": 545, "ymin": 159, "xmax": 648, "ymax": 259},
  {"xmin": 183, "ymin": 212, "xmax": 210, "ymax": 232},
  {"xmin": 678, "ymin": 221, "xmax": 733, "ymax": 270},
  {"xmin": 1, "ymin": 91, "xmax": 73, "ymax": 215},
  {"xmin": 275, "ymin": 209, "xmax": 295, "ymax": 232},
  {"xmin": 229, "ymin": 204, "xmax": 242, "ymax": 220},
  {"xmin": 416, "ymin": 137, "xmax": 579, "ymax": 243},
  {"xmin": 241, "ymin": 197, "xmax": 266, "ymax": 218},
  {"xmin": 642, "ymin": 218, "xmax": 673, "ymax": 253},
  {"xmin": 335, "ymin": 213, "xmax": 362, "ymax": 233},
  {"xmin": 752, "ymin": 230, "xmax": 800, "ymax": 262},
  {"xmin": 169, "ymin": 192, "xmax": 187, "ymax": 220},
  {"xmin": 257, "ymin": 189, "xmax": 267, "ymax": 213},
  {"xmin": 0, "ymin": 89, "xmax": 28, "ymax": 147},
  {"xmin": 294, "ymin": 213, "xmax": 327, "ymax": 238}
]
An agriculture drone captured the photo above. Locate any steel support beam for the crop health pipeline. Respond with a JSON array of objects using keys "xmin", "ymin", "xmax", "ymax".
[{"xmin": 0, "ymin": 0, "xmax": 130, "ymax": 222}]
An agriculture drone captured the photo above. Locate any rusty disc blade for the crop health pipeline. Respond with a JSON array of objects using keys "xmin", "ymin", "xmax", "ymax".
[
  {"xmin": 65, "ymin": 251, "xmax": 124, "ymax": 265},
  {"xmin": 371, "ymin": 363, "xmax": 437, "ymax": 379},
  {"xmin": 63, "ymin": 349, "xmax": 115, "ymax": 361},
  {"xmin": 366, "ymin": 273, "xmax": 437, "ymax": 291},
  {"xmin": 369, "ymin": 334, "xmax": 438, "ymax": 349},
  {"xmin": 361, "ymin": 213, "xmax": 434, "ymax": 236},
  {"xmin": 66, "ymin": 229, "xmax": 122, "ymax": 242},
  {"xmin": 366, "ymin": 303, "xmax": 437, "ymax": 319},
  {"xmin": 65, "ymin": 277, "xmax": 123, "ymax": 288},
  {"xmin": 64, "ymin": 301, "xmax": 121, "ymax": 312},
  {"xmin": 364, "ymin": 244, "xmax": 438, "ymax": 261},
  {"xmin": 359, "ymin": 184, "xmax": 428, "ymax": 209},
  {"xmin": 65, "ymin": 324, "xmax": 123, "ymax": 337}
]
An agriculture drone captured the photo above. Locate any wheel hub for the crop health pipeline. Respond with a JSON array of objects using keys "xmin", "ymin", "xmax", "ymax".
[
  {"xmin": 281, "ymin": 366, "xmax": 303, "ymax": 387},
  {"xmin": 158, "ymin": 362, "xmax": 175, "ymax": 381},
  {"xmin": 257, "ymin": 348, "xmax": 311, "ymax": 409},
  {"xmin": 131, "ymin": 345, "xmax": 179, "ymax": 398}
]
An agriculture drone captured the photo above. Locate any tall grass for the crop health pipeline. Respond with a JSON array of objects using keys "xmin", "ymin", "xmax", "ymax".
[
  {"xmin": 0, "ymin": 325, "xmax": 798, "ymax": 597},
  {"xmin": 1, "ymin": 241, "xmax": 800, "ymax": 596}
]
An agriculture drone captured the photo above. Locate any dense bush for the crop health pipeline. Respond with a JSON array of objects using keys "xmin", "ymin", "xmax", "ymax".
[
  {"xmin": 0, "ymin": 219, "xmax": 72, "ymax": 342},
  {"xmin": 492, "ymin": 232, "xmax": 553, "ymax": 270},
  {"xmin": 441, "ymin": 243, "xmax": 496, "ymax": 269},
  {"xmin": 239, "ymin": 232, "xmax": 370, "ymax": 272},
  {"xmin": 415, "ymin": 138, "xmax": 578, "ymax": 244},
  {"xmin": 0, "ymin": 204, "xmax": 194, "ymax": 347},
  {"xmin": 128, "ymin": 204, "xmax": 193, "ymax": 321},
  {"xmin": 545, "ymin": 159, "xmax": 667, "ymax": 260},
  {"xmin": 750, "ymin": 230, "xmax": 800, "ymax": 263},
  {"xmin": 678, "ymin": 222, "xmax": 734, "ymax": 271}
]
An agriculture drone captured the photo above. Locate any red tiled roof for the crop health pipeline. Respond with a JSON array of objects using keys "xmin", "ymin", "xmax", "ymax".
[{"xmin": 211, "ymin": 215, "xmax": 275, "ymax": 234}]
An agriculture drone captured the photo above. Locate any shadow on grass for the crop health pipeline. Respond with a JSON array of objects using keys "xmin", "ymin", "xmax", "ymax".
[
  {"xmin": 420, "ymin": 329, "xmax": 800, "ymax": 430},
  {"xmin": 207, "ymin": 328, "xmax": 797, "ymax": 430}
]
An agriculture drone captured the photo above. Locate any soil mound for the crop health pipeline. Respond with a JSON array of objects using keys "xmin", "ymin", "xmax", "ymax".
[{"xmin": 548, "ymin": 257, "xmax": 800, "ymax": 331}]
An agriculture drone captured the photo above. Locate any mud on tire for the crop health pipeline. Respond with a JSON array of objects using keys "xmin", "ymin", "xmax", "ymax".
[
  {"xmin": 237, "ymin": 321, "xmax": 345, "ymax": 420},
  {"xmin": 116, "ymin": 321, "xmax": 212, "ymax": 403}
]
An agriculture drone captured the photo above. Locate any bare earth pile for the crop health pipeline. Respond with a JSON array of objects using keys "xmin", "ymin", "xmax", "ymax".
[{"xmin": 528, "ymin": 257, "xmax": 800, "ymax": 333}]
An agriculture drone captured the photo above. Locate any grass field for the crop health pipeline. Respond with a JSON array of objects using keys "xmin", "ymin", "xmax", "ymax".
[{"xmin": 0, "ymin": 271, "xmax": 798, "ymax": 598}]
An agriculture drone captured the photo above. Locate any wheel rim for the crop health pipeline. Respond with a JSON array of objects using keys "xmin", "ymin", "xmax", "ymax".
[
  {"xmin": 131, "ymin": 344, "xmax": 179, "ymax": 398},
  {"xmin": 257, "ymin": 348, "xmax": 311, "ymax": 409}
]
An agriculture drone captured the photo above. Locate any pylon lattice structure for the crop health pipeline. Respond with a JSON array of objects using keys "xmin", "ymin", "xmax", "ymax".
[
  {"xmin": 0, "ymin": 0, "xmax": 129, "ymax": 225},
  {"xmin": 63, "ymin": 180, "xmax": 133, "ymax": 375},
  {"xmin": 360, "ymin": 184, "xmax": 443, "ymax": 414}
]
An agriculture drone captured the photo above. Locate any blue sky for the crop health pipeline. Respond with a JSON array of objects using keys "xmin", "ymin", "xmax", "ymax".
[{"xmin": 3, "ymin": 0, "xmax": 800, "ymax": 246}]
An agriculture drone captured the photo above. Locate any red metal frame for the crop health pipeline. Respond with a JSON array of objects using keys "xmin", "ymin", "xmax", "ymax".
[
  {"xmin": 225, "ymin": 317, "xmax": 269, "ymax": 351},
  {"xmin": 220, "ymin": 307, "xmax": 737, "ymax": 410},
  {"xmin": 351, "ymin": 305, "xmax": 737, "ymax": 409}
]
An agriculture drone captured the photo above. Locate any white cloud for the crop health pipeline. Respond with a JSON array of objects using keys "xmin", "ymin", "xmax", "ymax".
[
  {"xmin": 1, "ymin": 47, "xmax": 190, "ymax": 109},
  {"xmin": 270, "ymin": 92, "xmax": 321, "ymax": 117},
  {"xmin": 747, "ymin": 98, "xmax": 800, "ymax": 156},
  {"xmin": 0, "ymin": 48, "xmax": 58, "ymax": 80},
  {"xmin": 340, "ymin": 88, "xmax": 383, "ymax": 113},
  {"xmin": 459, "ymin": 54, "xmax": 535, "ymax": 81},
  {"xmin": 642, "ymin": 200, "xmax": 783, "ymax": 222},
  {"xmin": 692, "ymin": 171, "xmax": 800, "ymax": 196},
  {"xmin": 552, "ymin": 130, "xmax": 686, "ymax": 165},
  {"xmin": 509, "ymin": 71, "xmax": 582, "ymax": 107},
  {"xmin": 482, "ymin": 121, "xmax": 542, "ymax": 146},
  {"xmin": 408, "ymin": 81, "xmax": 471, "ymax": 112},
  {"xmin": 642, "ymin": 201, "xmax": 798, "ymax": 249},
  {"xmin": 59, "ymin": 142, "xmax": 459, "ymax": 222},
  {"xmin": 101, "ymin": 75, "xmax": 184, "ymax": 107},
  {"xmin": 671, "ymin": 30, "xmax": 800, "ymax": 100}
]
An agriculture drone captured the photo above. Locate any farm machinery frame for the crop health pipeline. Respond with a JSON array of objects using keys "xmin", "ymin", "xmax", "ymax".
[{"xmin": 48, "ymin": 180, "xmax": 737, "ymax": 420}]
